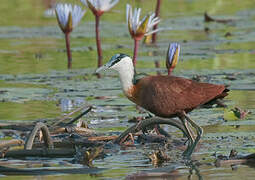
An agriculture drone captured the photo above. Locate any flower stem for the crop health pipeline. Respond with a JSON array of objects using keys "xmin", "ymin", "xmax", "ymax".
[
  {"xmin": 95, "ymin": 15, "xmax": 103, "ymax": 68},
  {"xmin": 154, "ymin": 60, "xmax": 161, "ymax": 75},
  {"xmin": 65, "ymin": 32, "xmax": 72, "ymax": 69},
  {"xmin": 168, "ymin": 67, "xmax": 173, "ymax": 75},
  {"xmin": 133, "ymin": 39, "xmax": 139, "ymax": 67},
  {"xmin": 152, "ymin": 0, "xmax": 161, "ymax": 44}
]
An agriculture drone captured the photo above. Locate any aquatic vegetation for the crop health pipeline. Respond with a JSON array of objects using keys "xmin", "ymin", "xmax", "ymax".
[
  {"xmin": 126, "ymin": 4, "xmax": 160, "ymax": 66},
  {"xmin": 0, "ymin": 0, "xmax": 255, "ymax": 179},
  {"xmin": 55, "ymin": 3, "xmax": 86, "ymax": 69},
  {"xmin": 81, "ymin": 0, "xmax": 119, "ymax": 68},
  {"xmin": 166, "ymin": 42, "xmax": 180, "ymax": 75}
]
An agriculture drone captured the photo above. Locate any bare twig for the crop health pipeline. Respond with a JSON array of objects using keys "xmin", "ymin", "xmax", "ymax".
[
  {"xmin": 114, "ymin": 117, "xmax": 188, "ymax": 144},
  {"xmin": 0, "ymin": 139, "xmax": 24, "ymax": 149},
  {"xmin": 0, "ymin": 123, "xmax": 33, "ymax": 131},
  {"xmin": 65, "ymin": 106, "xmax": 93, "ymax": 126},
  {"xmin": 204, "ymin": 12, "xmax": 233, "ymax": 23},
  {"xmin": 52, "ymin": 104, "xmax": 91, "ymax": 127},
  {"xmin": 88, "ymin": 135, "xmax": 118, "ymax": 141},
  {"xmin": 52, "ymin": 126, "xmax": 95, "ymax": 135},
  {"xmin": 32, "ymin": 140, "xmax": 103, "ymax": 149}
]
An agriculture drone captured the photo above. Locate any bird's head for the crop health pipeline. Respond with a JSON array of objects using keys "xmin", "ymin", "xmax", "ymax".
[{"xmin": 96, "ymin": 53, "xmax": 133, "ymax": 73}]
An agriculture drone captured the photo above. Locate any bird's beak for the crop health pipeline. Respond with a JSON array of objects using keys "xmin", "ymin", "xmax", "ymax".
[{"xmin": 95, "ymin": 63, "xmax": 110, "ymax": 73}]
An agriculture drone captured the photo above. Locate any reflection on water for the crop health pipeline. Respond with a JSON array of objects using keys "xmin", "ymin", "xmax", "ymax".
[{"xmin": 59, "ymin": 98, "xmax": 85, "ymax": 112}]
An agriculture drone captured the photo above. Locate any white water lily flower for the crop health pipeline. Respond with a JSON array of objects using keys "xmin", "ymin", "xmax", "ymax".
[
  {"xmin": 55, "ymin": 3, "xmax": 86, "ymax": 33},
  {"xmin": 81, "ymin": 0, "xmax": 119, "ymax": 16},
  {"xmin": 126, "ymin": 4, "xmax": 160, "ymax": 40}
]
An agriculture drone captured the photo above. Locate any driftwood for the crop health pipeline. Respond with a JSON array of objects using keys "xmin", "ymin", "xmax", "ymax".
[
  {"xmin": 0, "ymin": 106, "xmax": 92, "ymax": 132},
  {"xmin": 52, "ymin": 105, "xmax": 92, "ymax": 127},
  {"xmin": 115, "ymin": 117, "xmax": 188, "ymax": 144},
  {"xmin": 0, "ymin": 139, "xmax": 24, "ymax": 149},
  {"xmin": 0, "ymin": 123, "xmax": 34, "ymax": 131},
  {"xmin": 32, "ymin": 140, "xmax": 103, "ymax": 149},
  {"xmin": 52, "ymin": 126, "xmax": 95, "ymax": 135},
  {"xmin": 88, "ymin": 135, "xmax": 118, "ymax": 141},
  {"xmin": 215, "ymin": 153, "xmax": 255, "ymax": 167},
  {"xmin": 65, "ymin": 106, "xmax": 92, "ymax": 126},
  {"xmin": 24, "ymin": 122, "xmax": 54, "ymax": 150},
  {"xmin": 2, "ymin": 149, "xmax": 75, "ymax": 158},
  {"xmin": 31, "ymin": 135, "xmax": 116, "ymax": 149},
  {"xmin": 0, "ymin": 105, "xmax": 192, "ymax": 165},
  {"xmin": 0, "ymin": 165, "xmax": 103, "ymax": 176}
]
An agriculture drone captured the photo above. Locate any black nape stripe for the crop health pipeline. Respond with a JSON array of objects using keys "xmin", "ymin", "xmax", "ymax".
[{"xmin": 110, "ymin": 53, "xmax": 130, "ymax": 67}]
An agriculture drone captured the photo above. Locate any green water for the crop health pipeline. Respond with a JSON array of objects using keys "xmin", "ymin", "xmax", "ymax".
[{"xmin": 0, "ymin": 0, "xmax": 255, "ymax": 179}]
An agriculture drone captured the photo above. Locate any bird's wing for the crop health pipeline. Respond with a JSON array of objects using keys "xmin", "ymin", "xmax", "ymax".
[{"xmin": 136, "ymin": 76, "xmax": 226, "ymax": 117}]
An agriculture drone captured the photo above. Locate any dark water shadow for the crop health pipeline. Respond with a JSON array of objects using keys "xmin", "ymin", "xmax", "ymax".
[{"xmin": 0, "ymin": 165, "xmax": 105, "ymax": 176}]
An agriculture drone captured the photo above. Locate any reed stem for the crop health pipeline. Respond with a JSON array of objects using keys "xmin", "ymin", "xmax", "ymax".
[{"xmin": 152, "ymin": 0, "xmax": 161, "ymax": 44}]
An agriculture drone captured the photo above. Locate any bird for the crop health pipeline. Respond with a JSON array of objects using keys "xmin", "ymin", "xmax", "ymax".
[{"xmin": 96, "ymin": 53, "xmax": 229, "ymax": 158}]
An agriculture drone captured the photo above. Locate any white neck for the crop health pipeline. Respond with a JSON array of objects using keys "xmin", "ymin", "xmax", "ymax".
[{"xmin": 110, "ymin": 57, "xmax": 135, "ymax": 93}]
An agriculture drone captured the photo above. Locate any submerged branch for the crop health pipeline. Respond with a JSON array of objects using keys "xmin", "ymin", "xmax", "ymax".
[
  {"xmin": 3, "ymin": 149, "xmax": 75, "ymax": 158},
  {"xmin": 114, "ymin": 117, "xmax": 187, "ymax": 144},
  {"xmin": 215, "ymin": 153, "xmax": 255, "ymax": 167},
  {"xmin": 24, "ymin": 122, "xmax": 54, "ymax": 150},
  {"xmin": 65, "ymin": 106, "xmax": 93, "ymax": 126},
  {"xmin": 204, "ymin": 12, "xmax": 233, "ymax": 24},
  {"xmin": 0, "ymin": 139, "xmax": 24, "ymax": 149},
  {"xmin": 52, "ymin": 104, "xmax": 92, "ymax": 127}
]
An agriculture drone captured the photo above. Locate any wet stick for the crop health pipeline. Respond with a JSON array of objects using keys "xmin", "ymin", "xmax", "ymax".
[
  {"xmin": 0, "ymin": 139, "xmax": 24, "ymax": 149},
  {"xmin": 114, "ymin": 117, "xmax": 190, "ymax": 144},
  {"xmin": 65, "ymin": 106, "xmax": 92, "ymax": 125},
  {"xmin": 52, "ymin": 104, "xmax": 91, "ymax": 127},
  {"xmin": 3, "ymin": 149, "xmax": 75, "ymax": 158},
  {"xmin": 25, "ymin": 122, "xmax": 54, "ymax": 150}
]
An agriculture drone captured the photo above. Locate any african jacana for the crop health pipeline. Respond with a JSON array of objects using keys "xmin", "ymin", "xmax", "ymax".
[
  {"xmin": 96, "ymin": 54, "xmax": 229, "ymax": 158},
  {"xmin": 166, "ymin": 43, "xmax": 227, "ymax": 108}
]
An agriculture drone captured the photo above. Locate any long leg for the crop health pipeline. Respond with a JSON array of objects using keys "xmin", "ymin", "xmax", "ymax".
[
  {"xmin": 178, "ymin": 115, "xmax": 195, "ymax": 147},
  {"xmin": 184, "ymin": 119, "xmax": 196, "ymax": 145},
  {"xmin": 182, "ymin": 111, "xmax": 203, "ymax": 158}
]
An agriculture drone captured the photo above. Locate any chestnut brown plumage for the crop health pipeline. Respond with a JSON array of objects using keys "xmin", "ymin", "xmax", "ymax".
[
  {"xmin": 131, "ymin": 76, "xmax": 228, "ymax": 117},
  {"xmin": 96, "ymin": 53, "xmax": 229, "ymax": 158}
]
